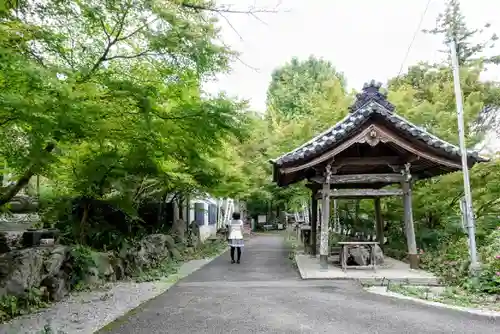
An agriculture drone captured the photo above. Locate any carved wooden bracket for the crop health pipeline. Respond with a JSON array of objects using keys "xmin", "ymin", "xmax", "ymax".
[
  {"xmin": 357, "ymin": 126, "xmax": 389, "ymax": 147},
  {"xmin": 367, "ymin": 129, "xmax": 380, "ymax": 146},
  {"xmin": 330, "ymin": 166, "xmax": 340, "ymax": 174},
  {"xmin": 403, "ymin": 163, "xmax": 412, "ymax": 182},
  {"xmin": 324, "ymin": 163, "xmax": 332, "ymax": 184}
]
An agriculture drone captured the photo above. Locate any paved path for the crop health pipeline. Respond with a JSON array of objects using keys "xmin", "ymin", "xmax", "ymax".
[{"xmin": 100, "ymin": 235, "xmax": 499, "ymax": 334}]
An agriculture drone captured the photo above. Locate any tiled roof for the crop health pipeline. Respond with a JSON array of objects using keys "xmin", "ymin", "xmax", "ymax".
[{"xmin": 272, "ymin": 80, "xmax": 486, "ymax": 166}]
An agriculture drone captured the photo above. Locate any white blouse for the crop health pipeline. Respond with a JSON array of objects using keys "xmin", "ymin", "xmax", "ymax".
[{"xmin": 227, "ymin": 219, "xmax": 244, "ymax": 240}]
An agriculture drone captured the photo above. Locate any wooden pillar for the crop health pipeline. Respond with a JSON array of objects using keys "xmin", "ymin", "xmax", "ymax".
[
  {"xmin": 320, "ymin": 165, "xmax": 331, "ymax": 269},
  {"xmin": 333, "ymin": 198, "xmax": 340, "ymax": 233},
  {"xmin": 374, "ymin": 198, "xmax": 384, "ymax": 248},
  {"xmin": 402, "ymin": 165, "xmax": 419, "ymax": 269},
  {"xmin": 310, "ymin": 191, "xmax": 318, "ymax": 256}
]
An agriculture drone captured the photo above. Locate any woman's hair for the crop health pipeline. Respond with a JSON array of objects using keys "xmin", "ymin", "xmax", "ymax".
[{"xmin": 232, "ymin": 212, "xmax": 241, "ymax": 220}]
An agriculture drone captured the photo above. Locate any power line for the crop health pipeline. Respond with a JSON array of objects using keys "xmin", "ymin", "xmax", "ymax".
[{"xmin": 397, "ymin": 0, "xmax": 433, "ymax": 77}]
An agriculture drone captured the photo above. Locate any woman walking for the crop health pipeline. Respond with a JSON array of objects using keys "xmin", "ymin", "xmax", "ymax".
[{"xmin": 227, "ymin": 212, "xmax": 244, "ymax": 264}]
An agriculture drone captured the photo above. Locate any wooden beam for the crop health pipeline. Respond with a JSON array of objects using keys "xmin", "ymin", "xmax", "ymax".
[
  {"xmin": 334, "ymin": 156, "xmax": 402, "ymax": 166},
  {"xmin": 310, "ymin": 173, "xmax": 404, "ymax": 184},
  {"xmin": 317, "ymin": 188, "xmax": 403, "ymax": 199}
]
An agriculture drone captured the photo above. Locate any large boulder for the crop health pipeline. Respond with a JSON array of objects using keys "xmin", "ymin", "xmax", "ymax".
[
  {"xmin": 0, "ymin": 233, "xmax": 182, "ymax": 302},
  {"xmin": 0, "ymin": 231, "xmax": 24, "ymax": 253},
  {"xmin": 44, "ymin": 245, "xmax": 69, "ymax": 276},
  {"xmin": 0, "ymin": 247, "xmax": 49, "ymax": 297},
  {"xmin": 69, "ymin": 250, "xmax": 122, "ymax": 287},
  {"xmin": 0, "ymin": 245, "xmax": 70, "ymax": 299},
  {"xmin": 171, "ymin": 219, "xmax": 185, "ymax": 243},
  {"xmin": 137, "ymin": 234, "xmax": 170, "ymax": 266},
  {"xmin": 119, "ymin": 234, "xmax": 179, "ymax": 274},
  {"xmin": 187, "ymin": 221, "xmax": 200, "ymax": 248},
  {"xmin": 41, "ymin": 274, "xmax": 68, "ymax": 301},
  {"xmin": 373, "ymin": 244, "xmax": 385, "ymax": 265},
  {"xmin": 164, "ymin": 236, "xmax": 182, "ymax": 260},
  {"xmin": 348, "ymin": 246, "xmax": 370, "ymax": 266},
  {"xmin": 82, "ymin": 267, "xmax": 100, "ymax": 286},
  {"xmin": 347, "ymin": 245, "xmax": 385, "ymax": 266},
  {"xmin": 92, "ymin": 252, "xmax": 116, "ymax": 281},
  {"xmin": 110, "ymin": 256, "xmax": 126, "ymax": 280}
]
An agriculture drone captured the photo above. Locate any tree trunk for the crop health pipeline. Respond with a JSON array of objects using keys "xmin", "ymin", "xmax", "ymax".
[
  {"xmin": 178, "ymin": 194, "xmax": 184, "ymax": 220},
  {"xmin": 0, "ymin": 143, "xmax": 55, "ymax": 206},
  {"xmin": 185, "ymin": 194, "xmax": 191, "ymax": 232},
  {"xmin": 172, "ymin": 195, "xmax": 185, "ymax": 243},
  {"xmin": 157, "ymin": 191, "xmax": 168, "ymax": 226},
  {"xmin": 80, "ymin": 202, "xmax": 90, "ymax": 244},
  {"xmin": 173, "ymin": 197, "xmax": 180, "ymax": 222}
]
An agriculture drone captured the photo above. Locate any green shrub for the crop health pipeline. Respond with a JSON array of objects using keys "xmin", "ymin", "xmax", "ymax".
[
  {"xmin": 68, "ymin": 245, "xmax": 97, "ymax": 287},
  {"xmin": 473, "ymin": 228, "xmax": 500, "ymax": 294},
  {"xmin": 420, "ymin": 228, "xmax": 500, "ymax": 294},
  {"xmin": 420, "ymin": 237, "xmax": 470, "ymax": 285},
  {"xmin": 0, "ymin": 288, "xmax": 49, "ymax": 322}
]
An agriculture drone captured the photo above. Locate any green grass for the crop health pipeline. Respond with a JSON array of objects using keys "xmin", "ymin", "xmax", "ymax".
[
  {"xmin": 134, "ymin": 259, "xmax": 182, "ymax": 283},
  {"xmin": 387, "ymin": 284, "xmax": 500, "ymax": 311}
]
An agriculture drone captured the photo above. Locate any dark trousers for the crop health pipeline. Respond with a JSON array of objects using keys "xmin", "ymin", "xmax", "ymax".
[{"xmin": 230, "ymin": 246, "xmax": 241, "ymax": 261}]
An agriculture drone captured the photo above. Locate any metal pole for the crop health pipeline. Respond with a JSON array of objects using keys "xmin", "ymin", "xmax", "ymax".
[{"xmin": 449, "ymin": 40, "xmax": 480, "ymax": 272}]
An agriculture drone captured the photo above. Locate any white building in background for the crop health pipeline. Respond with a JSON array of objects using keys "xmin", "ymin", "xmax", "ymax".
[
  {"xmin": 184, "ymin": 196, "xmax": 246, "ymax": 242},
  {"xmin": 186, "ymin": 196, "xmax": 219, "ymax": 242}
]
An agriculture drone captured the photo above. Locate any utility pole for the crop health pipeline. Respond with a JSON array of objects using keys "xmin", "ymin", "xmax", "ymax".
[{"xmin": 449, "ymin": 39, "xmax": 480, "ymax": 273}]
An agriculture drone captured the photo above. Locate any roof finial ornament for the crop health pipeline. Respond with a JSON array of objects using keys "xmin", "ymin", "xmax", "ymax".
[
  {"xmin": 349, "ymin": 80, "xmax": 394, "ymax": 113},
  {"xmin": 363, "ymin": 80, "xmax": 382, "ymax": 90}
]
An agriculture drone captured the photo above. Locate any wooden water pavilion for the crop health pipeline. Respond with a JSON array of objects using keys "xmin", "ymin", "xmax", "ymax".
[{"xmin": 270, "ymin": 81, "xmax": 487, "ymax": 270}]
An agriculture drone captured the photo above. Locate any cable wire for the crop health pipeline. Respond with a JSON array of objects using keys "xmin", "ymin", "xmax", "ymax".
[{"xmin": 397, "ymin": 0, "xmax": 433, "ymax": 77}]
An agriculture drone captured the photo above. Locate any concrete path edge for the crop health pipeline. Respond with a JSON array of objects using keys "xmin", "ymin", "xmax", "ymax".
[
  {"xmin": 294, "ymin": 253, "xmax": 360, "ymax": 281},
  {"xmin": 96, "ymin": 250, "xmax": 228, "ymax": 333},
  {"xmin": 365, "ymin": 286, "xmax": 500, "ymax": 318}
]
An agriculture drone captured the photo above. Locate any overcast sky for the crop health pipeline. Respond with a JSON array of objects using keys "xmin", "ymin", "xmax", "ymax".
[{"xmin": 204, "ymin": 0, "xmax": 500, "ymax": 113}]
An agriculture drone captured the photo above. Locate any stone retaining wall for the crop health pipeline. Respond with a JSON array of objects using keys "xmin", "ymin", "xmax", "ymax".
[{"xmin": 0, "ymin": 233, "xmax": 187, "ymax": 303}]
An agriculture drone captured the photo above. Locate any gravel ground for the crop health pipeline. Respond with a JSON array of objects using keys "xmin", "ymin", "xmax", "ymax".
[{"xmin": 0, "ymin": 259, "xmax": 213, "ymax": 334}]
